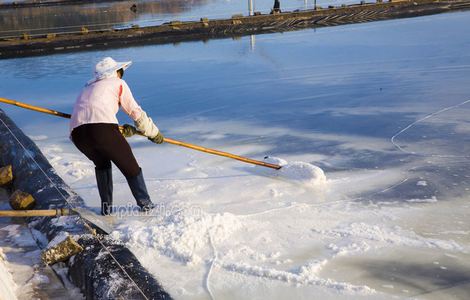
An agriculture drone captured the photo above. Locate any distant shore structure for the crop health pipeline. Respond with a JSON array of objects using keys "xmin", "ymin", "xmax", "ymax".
[{"xmin": 1, "ymin": 0, "xmax": 470, "ymax": 58}]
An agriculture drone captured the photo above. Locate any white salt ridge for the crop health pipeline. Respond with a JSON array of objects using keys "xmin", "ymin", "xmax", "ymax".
[
  {"xmin": 406, "ymin": 196, "xmax": 438, "ymax": 203},
  {"xmin": 319, "ymin": 222, "xmax": 464, "ymax": 252},
  {"xmin": 112, "ymin": 209, "xmax": 243, "ymax": 265},
  {"xmin": 222, "ymin": 261, "xmax": 375, "ymax": 295},
  {"xmin": 327, "ymin": 241, "xmax": 371, "ymax": 256},
  {"xmin": 417, "ymin": 180, "xmax": 428, "ymax": 186},
  {"xmin": 263, "ymin": 156, "xmax": 327, "ymax": 187}
]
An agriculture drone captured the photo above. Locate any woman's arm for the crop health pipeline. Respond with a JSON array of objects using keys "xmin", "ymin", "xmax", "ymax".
[
  {"xmin": 119, "ymin": 80, "xmax": 143, "ymax": 121},
  {"xmin": 119, "ymin": 80, "xmax": 161, "ymax": 139}
]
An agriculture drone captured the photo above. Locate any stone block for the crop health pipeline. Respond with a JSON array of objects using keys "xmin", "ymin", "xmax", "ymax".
[
  {"xmin": 42, "ymin": 236, "xmax": 84, "ymax": 265},
  {"xmin": 0, "ymin": 165, "xmax": 13, "ymax": 186},
  {"xmin": 9, "ymin": 190, "xmax": 35, "ymax": 210}
]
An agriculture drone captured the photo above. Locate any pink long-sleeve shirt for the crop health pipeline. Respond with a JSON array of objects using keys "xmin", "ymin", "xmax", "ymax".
[{"xmin": 70, "ymin": 77, "xmax": 143, "ymax": 133}]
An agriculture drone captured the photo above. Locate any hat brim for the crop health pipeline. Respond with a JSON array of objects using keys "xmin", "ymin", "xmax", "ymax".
[
  {"xmin": 116, "ymin": 61, "xmax": 132, "ymax": 71},
  {"xmin": 87, "ymin": 60, "xmax": 133, "ymax": 85}
]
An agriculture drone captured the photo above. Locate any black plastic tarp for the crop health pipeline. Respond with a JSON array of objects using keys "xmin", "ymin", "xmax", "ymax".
[{"xmin": 0, "ymin": 108, "xmax": 172, "ymax": 300}]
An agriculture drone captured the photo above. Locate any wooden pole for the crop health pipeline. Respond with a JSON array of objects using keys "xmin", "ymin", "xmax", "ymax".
[
  {"xmin": 0, "ymin": 209, "xmax": 71, "ymax": 217},
  {"xmin": 163, "ymin": 137, "xmax": 281, "ymax": 169},
  {"xmin": 0, "ymin": 97, "xmax": 282, "ymax": 170},
  {"xmin": 0, "ymin": 97, "xmax": 71, "ymax": 119}
]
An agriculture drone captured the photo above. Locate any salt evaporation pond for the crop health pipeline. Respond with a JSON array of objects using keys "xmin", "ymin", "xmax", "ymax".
[
  {"xmin": 0, "ymin": 0, "xmax": 356, "ymax": 38},
  {"xmin": 1, "ymin": 11, "xmax": 470, "ymax": 299}
]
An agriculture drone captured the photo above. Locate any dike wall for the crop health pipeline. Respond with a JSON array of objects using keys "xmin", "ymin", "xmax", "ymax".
[
  {"xmin": 0, "ymin": 0, "xmax": 119, "ymax": 9},
  {"xmin": 0, "ymin": 108, "xmax": 172, "ymax": 300}
]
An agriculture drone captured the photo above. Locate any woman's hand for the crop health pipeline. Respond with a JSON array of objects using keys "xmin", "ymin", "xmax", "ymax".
[
  {"xmin": 148, "ymin": 132, "xmax": 165, "ymax": 144},
  {"xmin": 120, "ymin": 124, "xmax": 138, "ymax": 138}
]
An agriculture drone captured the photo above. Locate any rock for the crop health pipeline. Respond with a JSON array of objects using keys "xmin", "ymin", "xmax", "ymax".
[
  {"xmin": 0, "ymin": 165, "xmax": 13, "ymax": 186},
  {"xmin": 9, "ymin": 190, "xmax": 35, "ymax": 210},
  {"xmin": 42, "ymin": 236, "xmax": 84, "ymax": 265}
]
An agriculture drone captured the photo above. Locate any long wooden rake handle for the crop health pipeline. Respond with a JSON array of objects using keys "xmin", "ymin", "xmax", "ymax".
[
  {"xmin": 0, "ymin": 97, "xmax": 72, "ymax": 118},
  {"xmin": 162, "ymin": 137, "xmax": 281, "ymax": 169},
  {"xmin": 0, "ymin": 97, "xmax": 281, "ymax": 170}
]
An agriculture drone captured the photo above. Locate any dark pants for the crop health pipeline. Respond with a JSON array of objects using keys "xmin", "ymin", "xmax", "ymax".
[{"xmin": 71, "ymin": 123, "xmax": 140, "ymax": 177}]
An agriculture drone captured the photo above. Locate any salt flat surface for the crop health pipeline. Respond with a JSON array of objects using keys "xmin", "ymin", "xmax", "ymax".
[{"xmin": 1, "ymin": 11, "xmax": 470, "ymax": 299}]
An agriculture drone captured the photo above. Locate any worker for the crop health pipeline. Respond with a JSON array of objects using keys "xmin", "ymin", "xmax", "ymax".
[{"xmin": 70, "ymin": 57, "xmax": 163, "ymax": 215}]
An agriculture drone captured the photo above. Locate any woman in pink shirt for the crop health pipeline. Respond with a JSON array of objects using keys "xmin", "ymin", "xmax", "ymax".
[{"xmin": 70, "ymin": 57, "xmax": 163, "ymax": 215}]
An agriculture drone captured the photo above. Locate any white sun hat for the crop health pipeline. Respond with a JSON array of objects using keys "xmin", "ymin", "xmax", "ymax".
[{"xmin": 88, "ymin": 57, "xmax": 132, "ymax": 84}]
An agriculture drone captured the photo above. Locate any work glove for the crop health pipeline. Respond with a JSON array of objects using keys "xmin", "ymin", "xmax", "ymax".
[
  {"xmin": 148, "ymin": 131, "xmax": 165, "ymax": 144},
  {"xmin": 120, "ymin": 124, "xmax": 138, "ymax": 138},
  {"xmin": 134, "ymin": 111, "xmax": 159, "ymax": 138}
]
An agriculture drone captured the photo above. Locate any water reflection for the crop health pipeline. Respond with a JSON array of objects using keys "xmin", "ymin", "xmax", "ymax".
[
  {"xmin": 250, "ymin": 34, "xmax": 256, "ymax": 52},
  {"xmin": 0, "ymin": 0, "xmax": 210, "ymax": 37},
  {"xmin": 0, "ymin": 0, "xmax": 356, "ymax": 38}
]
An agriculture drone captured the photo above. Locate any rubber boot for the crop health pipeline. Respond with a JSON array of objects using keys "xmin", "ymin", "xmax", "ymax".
[
  {"xmin": 95, "ymin": 167, "xmax": 113, "ymax": 215},
  {"xmin": 126, "ymin": 168, "xmax": 155, "ymax": 211}
]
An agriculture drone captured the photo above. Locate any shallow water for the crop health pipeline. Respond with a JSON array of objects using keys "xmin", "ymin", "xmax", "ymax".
[
  {"xmin": 1, "ymin": 11, "xmax": 470, "ymax": 299},
  {"xmin": 3, "ymin": 11, "xmax": 470, "ymax": 173}
]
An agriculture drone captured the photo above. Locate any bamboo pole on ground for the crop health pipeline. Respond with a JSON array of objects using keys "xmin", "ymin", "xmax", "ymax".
[{"xmin": 0, "ymin": 97, "xmax": 282, "ymax": 169}]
